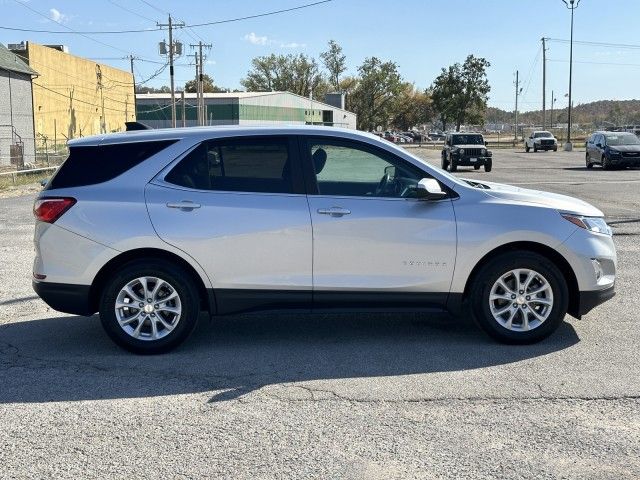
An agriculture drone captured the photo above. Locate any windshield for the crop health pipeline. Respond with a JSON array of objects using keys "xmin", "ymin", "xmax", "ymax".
[
  {"xmin": 534, "ymin": 132, "xmax": 553, "ymax": 138},
  {"xmin": 452, "ymin": 135, "xmax": 484, "ymax": 145},
  {"xmin": 606, "ymin": 133, "xmax": 640, "ymax": 146}
]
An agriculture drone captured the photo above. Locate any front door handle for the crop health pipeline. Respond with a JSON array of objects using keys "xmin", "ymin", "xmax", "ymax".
[
  {"xmin": 166, "ymin": 201, "xmax": 201, "ymax": 211},
  {"xmin": 317, "ymin": 207, "xmax": 351, "ymax": 217}
]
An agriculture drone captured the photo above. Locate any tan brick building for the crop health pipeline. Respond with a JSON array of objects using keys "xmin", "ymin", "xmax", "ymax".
[{"xmin": 10, "ymin": 42, "xmax": 135, "ymax": 148}]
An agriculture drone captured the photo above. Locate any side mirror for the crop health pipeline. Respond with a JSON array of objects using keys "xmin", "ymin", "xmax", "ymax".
[
  {"xmin": 415, "ymin": 178, "xmax": 447, "ymax": 200},
  {"xmin": 484, "ymin": 141, "xmax": 488, "ymax": 146}
]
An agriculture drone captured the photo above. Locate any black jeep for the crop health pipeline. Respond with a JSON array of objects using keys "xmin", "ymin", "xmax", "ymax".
[{"xmin": 441, "ymin": 133, "xmax": 492, "ymax": 172}]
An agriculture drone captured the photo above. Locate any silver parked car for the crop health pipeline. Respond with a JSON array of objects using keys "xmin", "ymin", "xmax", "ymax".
[{"xmin": 33, "ymin": 126, "xmax": 616, "ymax": 353}]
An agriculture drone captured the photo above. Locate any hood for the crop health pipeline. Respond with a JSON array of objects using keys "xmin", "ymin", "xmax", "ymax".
[
  {"xmin": 453, "ymin": 144, "xmax": 486, "ymax": 149},
  {"xmin": 465, "ymin": 180, "xmax": 604, "ymax": 217},
  {"xmin": 608, "ymin": 144, "xmax": 640, "ymax": 153}
]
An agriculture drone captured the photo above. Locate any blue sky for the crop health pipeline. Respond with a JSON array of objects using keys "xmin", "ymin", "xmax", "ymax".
[{"xmin": 3, "ymin": 0, "xmax": 640, "ymax": 112}]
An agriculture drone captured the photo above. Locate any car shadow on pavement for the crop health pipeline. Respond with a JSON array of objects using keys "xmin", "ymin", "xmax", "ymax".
[{"xmin": 0, "ymin": 312, "xmax": 579, "ymax": 404}]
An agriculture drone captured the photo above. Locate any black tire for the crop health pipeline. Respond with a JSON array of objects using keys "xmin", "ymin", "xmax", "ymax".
[
  {"xmin": 99, "ymin": 259, "xmax": 201, "ymax": 354},
  {"xmin": 553, "ymin": 146, "xmax": 558, "ymax": 152},
  {"xmin": 586, "ymin": 154, "xmax": 593, "ymax": 169},
  {"xmin": 474, "ymin": 164, "xmax": 480, "ymax": 170},
  {"xmin": 525, "ymin": 145, "xmax": 530, "ymax": 153},
  {"xmin": 602, "ymin": 155, "xmax": 612, "ymax": 170},
  {"xmin": 533, "ymin": 144, "xmax": 538, "ymax": 153},
  {"xmin": 441, "ymin": 156, "xmax": 449, "ymax": 170},
  {"xmin": 484, "ymin": 160, "xmax": 492, "ymax": 172},
  {"xmin": 469, "ymin": 251, "xmax": 568, "ymax": 344},
  {"xmin": 449, "ymin": 158, "xmax": 458, "ymax": 172}
]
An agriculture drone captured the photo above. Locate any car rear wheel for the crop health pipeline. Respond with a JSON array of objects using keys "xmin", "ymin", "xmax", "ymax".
[
  {"xmin": 99, "ymin": 259, "xmax": 200, "ymax": 354},
  {"xmin": 469, "ymin": 252, "xmax": 568, "ymax": 344}
]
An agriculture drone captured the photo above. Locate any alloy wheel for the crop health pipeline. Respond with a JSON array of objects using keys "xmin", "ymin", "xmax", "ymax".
[
  {"xmin": 114, "ymin": 276, "xmax": 182, "ymax": 341},
  {"xmin": 488, "ymin": 268, "xmax": 554, "ymax": 332}
]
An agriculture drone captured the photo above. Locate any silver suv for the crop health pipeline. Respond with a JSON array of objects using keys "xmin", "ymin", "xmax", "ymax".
[{"xmin": 33, "ymin": 126, "xmax": 616, "ymax": 353}]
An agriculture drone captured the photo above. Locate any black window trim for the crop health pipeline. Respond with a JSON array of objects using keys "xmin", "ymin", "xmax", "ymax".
[
  {"xmin": 299, "ymin": 135, "xmax": 450, "ymax": 201},
  {"xmin": 159, "ymin": 134, "xmax": 306, "ymax": 196}
]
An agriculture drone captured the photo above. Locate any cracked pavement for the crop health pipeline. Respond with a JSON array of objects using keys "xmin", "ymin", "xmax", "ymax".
[{"xmin": 1, "ymin": 149, "xmax": 639, "ymax": 479}]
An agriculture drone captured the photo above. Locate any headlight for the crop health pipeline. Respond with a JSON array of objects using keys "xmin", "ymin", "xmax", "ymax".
[
  {"xmin": 562, "ymin": 214, "xmax": 612, "ymax": 235},
  {"xmin": 459, "ymin": 148, "xmax": 465, "ymax": 155},
  {"xmin": 608, "ymin": 149, "xmax": 621, "ymax": 156},
  {"xmin": 481, "ymin": 148, "xmax": 487, "ymax": 156}
]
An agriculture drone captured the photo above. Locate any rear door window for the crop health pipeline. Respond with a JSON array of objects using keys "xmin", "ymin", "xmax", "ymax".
[
  {"xmin": 47, "ymin": 140, "xmax": 177, "ymax": 190},
  {"xmin": 164, "ymin": 136, "xmax": 300, "ymax": 194}
]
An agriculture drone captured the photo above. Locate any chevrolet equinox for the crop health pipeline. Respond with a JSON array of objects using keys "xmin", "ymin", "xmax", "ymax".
[{"xmin": 33, "ymin": 126, "xmax": 616, "ymax": 353}]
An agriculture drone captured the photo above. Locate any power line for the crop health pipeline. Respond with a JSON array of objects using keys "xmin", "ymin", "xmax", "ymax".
[
  {"xmin": 11, "ymin": 0, "xmax": 134, "ymax": 55},
  {"xmin": 107, "ymin": 0, "xmax": 156, "ymax": 23},
  {"xmin": 187, "ymin": 0, "xmax": 332, "ymax": 28},
  {"xmin": 33, "ymin": 82, "xmax": 129, "ymax": 113},
  {"xmin": 547, "ymin": 38, "xmax": 640, "ymax": 50},
  {"xmin": 548, "ymin": 59, "xmax": 640, "ymax": 67},
  {"xmin": 1, "ymin": 0, "xmax": 332, "ymax": 34}
]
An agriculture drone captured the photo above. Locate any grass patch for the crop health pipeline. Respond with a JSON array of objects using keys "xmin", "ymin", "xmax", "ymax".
[{"xmin": 0, "ymin": 172, "xmax": 49, "ymax": 190}]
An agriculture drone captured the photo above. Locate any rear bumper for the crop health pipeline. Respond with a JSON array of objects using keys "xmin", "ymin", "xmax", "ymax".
[
  {"xmin": 32, "ymin": 280, "xmax": 94, "ymax": 316},
  {"xmin": 576, "ymin": 285, "xmax": 615, "ymax": 317}
]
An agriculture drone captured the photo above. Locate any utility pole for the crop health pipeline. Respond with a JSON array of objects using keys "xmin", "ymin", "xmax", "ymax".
[
  {"xmin": 157, "ymin": 15, "xmax": 184, "ymax": 128},
  {"xmin": 191, "ymin": 53, "xmax": 200, "ymax": 125},
  {"xmin": 96, "ymin": 64, "xmax": 106, "ymax": 134},
  {"xmin": 542, "ymin": 37, "xmax": 547, "ymax": 130},
  {"xmin": 190, "ymin": 41, "xmax": 212, "ymax": 126},
  {"xmin": 514, "ymin": 70, "xmax": 522, "ymax": 140},
  {"xmin": 550, "ymin": 90, "xmax": 556, "ymax": 129},
  {"xmin": 129, "ymin": 55, "xmax": 137, "ymax": 120},
  {"xmin": 181, "ymin": 90, "xmax": 186, "ymax": 127},
  {"xmin": 562, "ymin": 0, "xmax": 581, "ymax": 150}
]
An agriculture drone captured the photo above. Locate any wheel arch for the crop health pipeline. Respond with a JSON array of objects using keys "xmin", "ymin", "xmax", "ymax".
[
  {"xmin": 89, "ymin": 248, "xmax": 215, "ymax": 315},
  {"xmin": 462, "ymin": 241, "xmax": 580, "ymax": 318}
]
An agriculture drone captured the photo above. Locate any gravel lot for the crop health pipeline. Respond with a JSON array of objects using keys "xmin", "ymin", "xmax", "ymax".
[{"xmin": 1, "ymin": 148, "xmax": 639, "ymax": 479}]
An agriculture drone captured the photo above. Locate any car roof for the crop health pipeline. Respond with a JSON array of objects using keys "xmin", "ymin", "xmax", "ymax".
[{"xmin": 67, "ymin": 125, "xmax": 376, "ymax": 147}]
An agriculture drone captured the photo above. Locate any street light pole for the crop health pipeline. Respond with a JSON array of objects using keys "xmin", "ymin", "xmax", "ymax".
[{"xmin": 562, "ymin": 0, "xmax": 580, "ymax": 151}]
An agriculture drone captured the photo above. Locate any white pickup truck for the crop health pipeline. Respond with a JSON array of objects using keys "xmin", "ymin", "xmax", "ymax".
[{"xmin": 525, "ymin": 131, "xmax": 558, "ymax": 152}]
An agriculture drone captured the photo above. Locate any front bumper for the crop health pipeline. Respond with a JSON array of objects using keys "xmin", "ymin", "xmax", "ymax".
[
  {"xmin": 454, "ymin": 156, "xmax": 491, "ymax": 166},
  {"xmin": 610, "ymin": 156, "xmax": 640, "ymax": 167},
  {"xmin": 33, "ymin": 280, "xmax": 94, "ymax": 316},
  {"xmin": 535, "ymin": 143, "xmax": 557, "ymax": 150},
  {"xmin": 576, "ymin": 285, "xmax": 615, "ymax": 317}
]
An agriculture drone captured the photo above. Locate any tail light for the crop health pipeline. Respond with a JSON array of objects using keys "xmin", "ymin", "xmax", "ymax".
[{"xmin": 34, "ymin": 197, "xmax": 76, "ymax": 223}]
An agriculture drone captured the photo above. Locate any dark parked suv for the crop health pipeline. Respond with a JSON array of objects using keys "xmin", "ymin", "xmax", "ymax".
[
  {"xmin": 441, "ymin": 133, "xmax": 492, "ymax": 172},
  {"xmin": 585, "ymin": 131, "xmax": 640, "ymax": 170}
]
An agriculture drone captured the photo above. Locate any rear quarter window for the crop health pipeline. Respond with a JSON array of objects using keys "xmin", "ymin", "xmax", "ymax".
[{"xmin": 47, "ymin": 140, "xmax": 177, "ymax": 190}]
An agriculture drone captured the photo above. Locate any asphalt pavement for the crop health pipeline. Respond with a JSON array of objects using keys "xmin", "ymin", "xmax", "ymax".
[{"xmin": 1, "ymin": 148, "xmax": 639, "ymax": 479}]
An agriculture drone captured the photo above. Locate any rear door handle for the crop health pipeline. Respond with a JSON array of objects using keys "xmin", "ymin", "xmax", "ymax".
[
  {"xmin": 166, "ymin": 201, "xmax": 201, "ymax": 210},
  {"xmin": 317, "ymin": 207, "xmax": 351, "ymax": 217}
]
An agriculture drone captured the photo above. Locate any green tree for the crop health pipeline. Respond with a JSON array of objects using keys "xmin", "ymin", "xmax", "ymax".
[
  {"xmin": 240, "ymin": 53, "xmax": 324, "ymax": 97},
  {"xmin": 320, "ymin": 40, "xmax": 347, "ymax": 91},
  {"xmin": 431, "ymin": 55, "xmax": 491, "ymax": 131},
  {"xmin": 348, "ymin": 57, "xmax": 404, "ymax": 131},
  {"xmin": 390, "ymin": 84, "xmax": 434, "ymax": 130},
  {"xmin": 184, "ymin": 74, "xmax": 226, "ymax": 93}
]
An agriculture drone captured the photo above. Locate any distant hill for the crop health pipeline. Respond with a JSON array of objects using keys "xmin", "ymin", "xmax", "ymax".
[{"xmin": 486, "ymin": 99, "xmax": 640, "ymax": 127}]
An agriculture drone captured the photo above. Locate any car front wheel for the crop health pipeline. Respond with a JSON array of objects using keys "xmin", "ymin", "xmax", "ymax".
[
  {"xmin": 469, "ymin": 252, "xmax": 568, "ymax": 344},
  {"xmin": 99, "ymin": 259, "xmax": 201, "ymax": 354}
]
